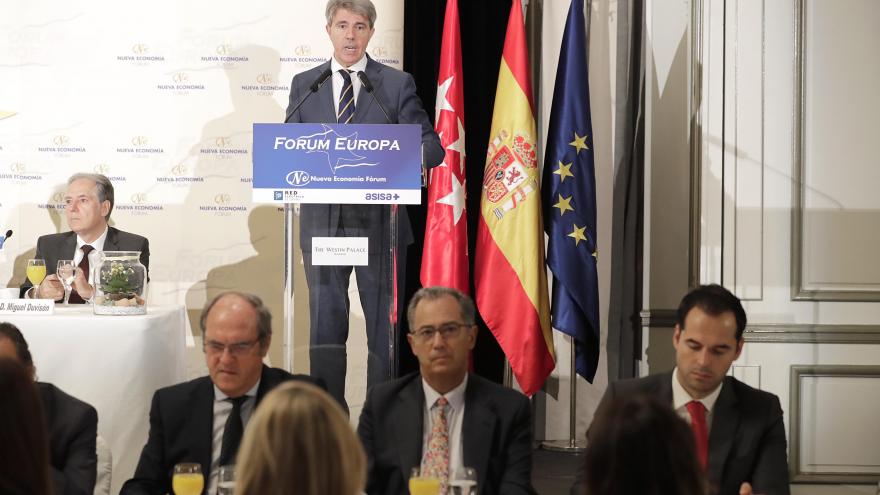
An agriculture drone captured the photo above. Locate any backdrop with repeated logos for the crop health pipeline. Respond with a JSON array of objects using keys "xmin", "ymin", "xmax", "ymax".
[{"xmin": 0, "ymin": 0, "xmax": 404, "ymax": 370}]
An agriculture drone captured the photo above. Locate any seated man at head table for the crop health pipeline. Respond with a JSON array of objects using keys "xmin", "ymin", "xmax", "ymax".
[
  {"xmin": 121, "ymin": 292, "xmax": 326, "ymax": 495},
  {"xmin": 20, "ymin": 172, "xmax": 149, "ymax": 303},
  {"xmin": 0, "ymin": 322, "xmax": 98, "ymax": 495},
  {"xmin": 357, "ymin": 287, "xmax": 537, "ymax": 495},
  {"xmin": 573, "ymin": 284, "xmax": 790, "ymax": 495}
]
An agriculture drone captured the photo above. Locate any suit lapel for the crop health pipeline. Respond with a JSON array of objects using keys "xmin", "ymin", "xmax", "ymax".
[
  {"xmin": 353, "ymin": 57, "xmax": 385, "ymax": 123},
  {"xmin": 103, "ymin": 227, "xmax": 119, "ymax": 251},
  {"xmin": 55, "ymin": 233, "xmax": 78, "ymax": 272},
  {"xmin": 185, "ymin": 378, "xmax": 215, "ymax": 476},
  {"xmin": 707, "ymin": 378, "xmax": 739, "ymax": 485},
  {"xmin": 462, "ymin": 377, "xmax": 494, "ymax": 494},
  {"xmin": 255, "ymin": 365, "xmax": 274, "ymax": 405},
  {"xmin": 316, "ymin": 63, "xmax": 337, "ymax": 124},
  {"xmin": 393, "ymin": 378, "xmax": 424, "ymax": 481},
  {"xmin": 656, "ymin": 371, "xmax": 675, "ymax": 403}
]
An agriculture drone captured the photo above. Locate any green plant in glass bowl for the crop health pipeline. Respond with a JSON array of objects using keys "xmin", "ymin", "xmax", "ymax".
[
  {"xmin": 100, "ymin": 262, "xmax": 140, "ymax": 300},
  {"xmin": 93, "ymin": 251, "xmax": 147, "ymax": 315}
]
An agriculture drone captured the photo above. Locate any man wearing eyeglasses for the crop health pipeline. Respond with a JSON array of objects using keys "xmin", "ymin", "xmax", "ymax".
[
  {"xmin": 122, "ymin": 292, "xmax": 324, "ymax": 495},
  {"xmin": 357, "ymin": 287, "xmax": 537, "ymax": 495}
]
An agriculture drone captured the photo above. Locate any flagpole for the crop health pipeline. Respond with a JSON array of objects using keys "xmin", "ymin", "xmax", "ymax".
[{"xmin": 541, "ymin": 338, "xmax": 585, "ymax": 452}]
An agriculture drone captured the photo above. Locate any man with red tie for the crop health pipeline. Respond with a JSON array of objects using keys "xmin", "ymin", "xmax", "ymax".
[
  {"xmin": 20, "ymin": 173, "xmax": 149, "ymax": 302},
  {"xmin": 585, "ymin": 285, "xmax": 790, "ymax": 495}
]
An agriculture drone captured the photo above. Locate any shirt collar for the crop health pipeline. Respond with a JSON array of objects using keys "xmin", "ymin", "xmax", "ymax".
[
  {"xmin": 671, "ymin": 367, "xmax": 723, "ymax": 413},
  {"xmin": 330, "ymin": 55, "xmax": 368, "ymax": 75},
  {"xmin": 77, "ymin": 225, "xmax": 108, "ymax": 252},
  {"xmin": 422, "ymin": 374, "xmax": 468, "ymax": 413},
  {"xmin": 213, "ymin": 380, "xmax": 260, "ymax": 402}
]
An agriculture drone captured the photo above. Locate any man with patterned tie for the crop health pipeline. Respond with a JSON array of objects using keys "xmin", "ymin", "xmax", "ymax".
[
  {"xmin": 357, "ymin": 287, "xmax": 536, "ymax": 495},
  {"xmin": 20, "ymin": 173, "xmax": 149, "ymax": 302},
  {"xmin": 121, "ymin": 292, "xmax": 324, "ymax": 495},
  {"xmin": 581, "ymin": 285, "xmax": 790, "ymax": 495},
  {"xmin": 286, "ymin": 0, "xmax": 444, "ymax": 411}
]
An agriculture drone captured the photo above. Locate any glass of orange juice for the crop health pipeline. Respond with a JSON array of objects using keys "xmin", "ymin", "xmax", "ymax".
[
  {"xmin": 409, "ymin": 467, "xmax": 441, "ymax": 495},
  {"xmin": 172, "ymin": 463, "xmax": 203, "ymax": 495},
  {"xmin": 27, "ymin": 259, "xmax": 46, "ymax": 290}
]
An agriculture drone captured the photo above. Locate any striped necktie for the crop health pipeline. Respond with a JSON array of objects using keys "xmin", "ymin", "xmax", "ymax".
[{"xmin": 337, "ymin": 69, "xmax": 355, "ymax": 124}]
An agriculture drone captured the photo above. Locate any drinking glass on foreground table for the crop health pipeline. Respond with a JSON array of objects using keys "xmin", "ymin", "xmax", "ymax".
[
  {"xmin": 449, "ymin": 467, "xmax": 477, "ymax": 495},
  {"xmin": 26, "ymin": 259, "xmax": 46, "ymax": 288},
  {"xmin": 409, "ymin": 467, "xmax": 441, "ymax": 495},
  {"xmin": 217, "ymin": 464, "xmax": 235, "ymax": 495},
  {"xmin": 56, "ymin": 260, "xmax": 75, "ymax": 304},
  {"xmin": 172, "ymin": 463, "xmax": 203, "ymax": 495}
]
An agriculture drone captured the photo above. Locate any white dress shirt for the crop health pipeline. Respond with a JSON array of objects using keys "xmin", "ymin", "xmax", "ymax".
[
  {"xmin": 671, "ymin": 366, "xmax": 723, "ymax": 434},
  {"xmin": 330, "ymin": 55, "xmax": 368, "ymax": 115},
  {"xmin": 207, "ymin": 381, "xmax": 259, "ymax": 495},
  {"xmin": 421, "ymin": 374, "xmax": 468, "ymax": 477},
  {"xmin": 75, "ymin": 226, "xmax": 108, "ymax": 284}
]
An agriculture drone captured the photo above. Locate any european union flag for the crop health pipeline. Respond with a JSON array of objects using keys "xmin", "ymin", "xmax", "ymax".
[{"xmin": 542, "ymin": 0, "xmax": 600, "ymax": 382}]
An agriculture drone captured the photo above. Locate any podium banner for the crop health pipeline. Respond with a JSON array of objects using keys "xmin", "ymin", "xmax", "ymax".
[{"xmin": 252, "ymin": 122, "xmax": 422, "ymax": 204}]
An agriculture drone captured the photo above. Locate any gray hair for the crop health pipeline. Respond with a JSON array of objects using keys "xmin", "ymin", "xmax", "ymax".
[
  {"xmin": 68, "ymin": 173, "xmax": 114, "ymax": 221},
  {"xmin": 406, "ymin": 286, "xmax": 476, "ymax": 331},
  {"xmin": 325, "ymin": 0, "xmax": 377, "ymax": 28},
  {"xmin": 199, "ymin": 292, "xmax": 273, "ymax": 346}
]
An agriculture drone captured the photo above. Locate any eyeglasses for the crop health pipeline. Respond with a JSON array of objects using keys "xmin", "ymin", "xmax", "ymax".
[
  {"xmin": 203, "ymin": 339, "xmax": 260, "ymax": 357},
  {"xmin": 411, "ymin": 323, "xmax": 471, "ymax": 343}
]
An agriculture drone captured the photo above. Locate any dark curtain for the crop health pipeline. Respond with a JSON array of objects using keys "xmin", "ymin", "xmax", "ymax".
[
  {"xmin": 399, "ymin": 0, "xmax": 512, "ymax": 382},
  {"xmin": 605, "ymin": 0, "xmax": 645, "ymax": 381}
]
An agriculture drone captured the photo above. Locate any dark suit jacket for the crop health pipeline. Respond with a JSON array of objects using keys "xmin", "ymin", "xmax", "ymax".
[
  {"xmin": 20, "ymin": 226, "xmax": 150, "ymax": 298},
  {"xmin": 357, "ymin": 372, "xmax": 536, "ymax": 495},
  {"xmin": 589, "ymin": 372, "xmax": 790, "ymax": 495},
  {"xmin": 39, "ymin": 382, "xmax": 98, "ymax": 495},
  {"xmin": 120, "ymin": 366, "xmax": 322, "ymax": 495},
  {"xmin": 287, "ymin": 57, "xmax": 444, "ymax": 251}
]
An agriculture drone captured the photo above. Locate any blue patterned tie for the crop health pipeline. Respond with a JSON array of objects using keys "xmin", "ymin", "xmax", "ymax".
[{"xmin": 337, "ymin": 69, "xmax": 355, "ymax": 124}]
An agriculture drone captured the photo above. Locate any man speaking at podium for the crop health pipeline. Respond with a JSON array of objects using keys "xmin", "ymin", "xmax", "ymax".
[{"xmin": 286, "ymin": 0, "xmax": 443, "ymax": 409}]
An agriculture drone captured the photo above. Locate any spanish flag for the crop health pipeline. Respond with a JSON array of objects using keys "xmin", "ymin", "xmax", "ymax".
[{"xmin": 474, "ymin": 0, "xmax": 554, "ymax": 396}]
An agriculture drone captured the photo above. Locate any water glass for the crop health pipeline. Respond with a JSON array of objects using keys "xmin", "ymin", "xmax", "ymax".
[
  {"xmin": 449, "ymin": 466, "xmax": 477, "ymax": 495},
  {"xmin": 56, "ymin": 260, "xmax": 75, "ymax": 304},
  {"xmin": 218, "ymin": 464, "xmax": 235, "ymax": 495}
]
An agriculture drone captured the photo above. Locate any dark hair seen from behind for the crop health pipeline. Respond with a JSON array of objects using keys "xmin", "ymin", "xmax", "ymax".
[
  {"xmin": 0, "ymin": 358, "xmax": 52, "ymax": 495},
  {"xmin": 583, "ymin": 395, "xmax": 706, "ymax": 495}
]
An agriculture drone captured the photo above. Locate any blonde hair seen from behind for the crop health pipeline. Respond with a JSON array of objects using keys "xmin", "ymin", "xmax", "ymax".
[{"xmin": 235, "ymin": 381, "xmax": 366, "ymax": 495}]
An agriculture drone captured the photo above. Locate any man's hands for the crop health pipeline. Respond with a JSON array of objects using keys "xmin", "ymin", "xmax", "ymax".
[
  {"xmin": 35, "ymin": 274, "xmax": 64, "ymax": 300},
  {"xmin": 71, "ymin": 267, "xmax": 94, "ymax": 299},
  {"xmin": 740, "ymin": 482, "xmax": 765, "ymax": 495},
  {"xmin": 33, "ymin": 268, "xmax": 93, "ymax": 301}
]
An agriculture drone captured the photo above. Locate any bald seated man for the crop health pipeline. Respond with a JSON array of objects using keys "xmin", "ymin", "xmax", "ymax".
[{"xmin": 122, "ymin": 292, "xmax": 325, "ymax": 495}]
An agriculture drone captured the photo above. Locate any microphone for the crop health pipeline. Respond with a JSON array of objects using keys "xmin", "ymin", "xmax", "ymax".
[
  {"xmin": 284, "ymin": 68, "xmax": 333, "ymax": 123},
  {"xmin": 356, "ymin": 71, "xmax": 392, "ymax": 124},
  {"xmin": 0, "ymin": 230, "xmax": 10, "ymax": 249}
]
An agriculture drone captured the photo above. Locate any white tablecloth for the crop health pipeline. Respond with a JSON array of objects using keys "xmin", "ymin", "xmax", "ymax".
[{"xmin": 3, "ymin": 305, "xmax": 187, "ymax": 495}]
